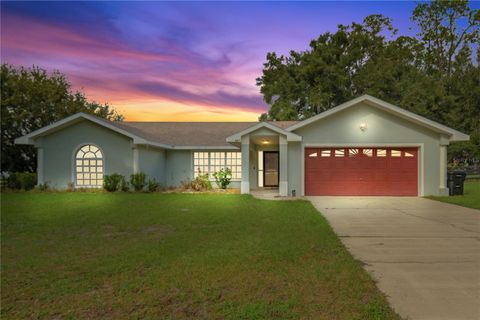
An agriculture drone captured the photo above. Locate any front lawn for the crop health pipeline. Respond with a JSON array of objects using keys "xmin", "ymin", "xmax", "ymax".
[
  {"xmin": 1, "ymin": 193, "xmax": 399, "ymax": 319},
  {"xmin": 428, "ymin": 180, "xmax": 480, "ymax": 209}
]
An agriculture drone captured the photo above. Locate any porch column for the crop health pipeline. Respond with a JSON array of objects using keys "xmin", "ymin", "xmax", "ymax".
[
  {"xmin": 241, "ymin": 135, "xmax": 250, "ymax": 194},
  {"xmin": 279, "ymin": 135, "xmax": 288, "ymax": 196},
  {"xmin": 439, "ymin": 141, "xmax": 448, "ymax": 195},
  {"xmin": 37, "ymin": 147, "xmax": 44, "ymax": 185},
  {"xmin": 133, "ymin": 145, "xmax": 139, "ymax": 174}
]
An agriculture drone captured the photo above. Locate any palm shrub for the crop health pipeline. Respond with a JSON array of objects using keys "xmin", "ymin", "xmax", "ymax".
[
  {"xmin": 213, "ymin": 168, "xmax": 232, "ymax": 189},
  {"xmin": 130, "ymin": 172, "xmax": 147, "ymax": 191},
  {"xmin": 103, "ymin": 173, "xmax": 123, "ymax": 192}
]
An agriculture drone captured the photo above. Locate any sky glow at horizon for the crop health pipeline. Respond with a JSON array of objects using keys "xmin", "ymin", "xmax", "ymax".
[{"xmin": 2, "ymin": 1, "xmax": 425, "ymax": 121}]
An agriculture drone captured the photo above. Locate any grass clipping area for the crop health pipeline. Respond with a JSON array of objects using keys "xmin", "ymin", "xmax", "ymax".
[{"xmin": 1, "ymin": 193, "xmax": 400, "ymax": 319}]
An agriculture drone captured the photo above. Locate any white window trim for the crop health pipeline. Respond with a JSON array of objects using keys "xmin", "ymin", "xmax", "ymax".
[{"xmin": 72, "ymin": 143, "xmax": 105, "ymax": 188}]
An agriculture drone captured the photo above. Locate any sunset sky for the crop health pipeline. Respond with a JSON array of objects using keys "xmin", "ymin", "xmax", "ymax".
[{"xmin": 2, "ymin": 1, "xmax": 426, "ymax": 121}]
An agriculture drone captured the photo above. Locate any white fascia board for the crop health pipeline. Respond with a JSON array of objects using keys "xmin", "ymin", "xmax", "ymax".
[
  {"xmin": 286, "ymin": 94, "xmax": 470, "ymax": 141},
  {"xmin": 14, "ymin": 136, "xmax": 34, "ymax": 145},
  {"xmin": 226, "ymin": 122, "xmax": 302, "ymax": 143},
  {"xmin": 135, "ymin": 142, "xmax": 238, "ymax": 150},
  {"xmin": 172, "ymin": 145, "xmax": 239, "ymax": 150}
]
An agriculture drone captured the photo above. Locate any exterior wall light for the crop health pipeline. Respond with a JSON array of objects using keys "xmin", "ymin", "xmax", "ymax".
[
  {"xmin": 360, "ymin": 123, "xmax": 367, "ymax": 132},
  {"xmin": 262, "ymin": 139, "xmax": 269, "ymax": 144}
]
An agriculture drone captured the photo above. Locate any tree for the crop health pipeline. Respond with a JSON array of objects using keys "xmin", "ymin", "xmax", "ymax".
[
  {"xmin": 412, "ymin": 0, "xmax": 480, "ymax": 159},
  {"xmin": 412, "ymin": 0, "xmax": 479, "ymax": 77},
  {"xmin": 256, "ymin": 15, "xmax": 401, "ymax": 120},
  {"xmin": 1, "ymin": 64, "xmax": 124, "ymax": 172},
  {"xmin": 257, "ymin": 0, "xmax": 479, "ymax": 160}
]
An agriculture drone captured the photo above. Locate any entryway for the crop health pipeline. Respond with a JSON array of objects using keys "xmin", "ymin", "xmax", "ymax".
[{"xmin": 263, "ymin": 151, "xmax": 279, "ymax": 187}]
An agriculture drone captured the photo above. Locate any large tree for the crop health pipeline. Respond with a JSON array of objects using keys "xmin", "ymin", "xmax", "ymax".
[
  {"xmin": 412, "ymin": 0, "xmax": 480, "ymax": 77},
  {"xmin": 257, "ymin": 0, "xmax": 480, "ymax": 159},
  {"xmin": 1, "ymin": 64, "xmax": 124, "ymax": 172},
  {"xmin": 257, "ymin": 15, "xmax": 400, "ymax": 120}
]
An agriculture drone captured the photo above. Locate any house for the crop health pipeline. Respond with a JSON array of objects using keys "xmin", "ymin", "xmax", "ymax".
[{"xmin": 14, "ymin": 95, "xmax": 469, "ymax": 196}]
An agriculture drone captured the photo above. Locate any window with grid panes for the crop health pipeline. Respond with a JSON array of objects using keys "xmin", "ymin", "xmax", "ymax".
[
  {"xmin": 226, "ymin": 152, "xmax": 242, "ymax": 180},
  {"xmin": 210, "ymin": 152, "xmax": 226, "ymax": 176},
  {"xmin": 193, "ymin": 152, "xmax": 209, "ymax": 177},
  {"xmin": 193, "ymin": 152, "xmax": 242, "ymax": 180},
  {"xmin": 75, "ymin": 145, "xmax": 103, "ymax": 187}
]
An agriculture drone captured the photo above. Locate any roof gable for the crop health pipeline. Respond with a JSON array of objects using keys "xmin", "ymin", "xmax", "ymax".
[
  {"xmin": 287, "ymin": 95, "xmax": 469, "ymax": 141},
  {"xmin": 226, "ymin": 122, "xmax": 302, "ymax": 143},
  {"xmin": 14, "ymin": 113, "xmax": 164, "ymax": 146}
]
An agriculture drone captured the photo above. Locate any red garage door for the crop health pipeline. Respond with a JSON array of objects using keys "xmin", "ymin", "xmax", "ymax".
[{"xmin": 305, "ymin": 147, "xmax": 418, "ymax": 196}]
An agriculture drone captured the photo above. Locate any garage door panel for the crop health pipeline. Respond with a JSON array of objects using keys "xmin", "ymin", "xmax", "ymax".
[{"xmin": 305, "ymin": 147, "xmax": 418, "ymax": 196}]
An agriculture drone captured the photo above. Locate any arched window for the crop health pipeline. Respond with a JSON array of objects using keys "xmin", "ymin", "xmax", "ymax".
[{"xmin": 75, "ymin": 145, "xmax": 103, "ymax": 187}]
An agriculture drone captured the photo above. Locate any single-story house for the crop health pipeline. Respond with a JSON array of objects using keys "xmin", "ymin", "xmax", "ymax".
[{"xmin": 15, "ymin": 95, "xmax": 469, "ymax": 196}]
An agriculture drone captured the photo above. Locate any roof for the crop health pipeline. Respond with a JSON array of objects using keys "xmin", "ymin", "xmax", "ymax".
[
  {"xmin": 14, "ymin": 112, "xmax": 299, "ymax": 148},
  {"xmin": 287, "ymin": 95, "xmax": 469, "ymax": 141},
  {"xmin": 115, "ymin": 121, "xmax": 298, "ymax": 147},
  {"xmin": 14, "ymin": 95, "xmax": 469, "ymax": 147}
]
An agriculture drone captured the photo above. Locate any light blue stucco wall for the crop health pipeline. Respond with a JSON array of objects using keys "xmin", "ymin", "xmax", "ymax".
[
  {"xmin": 290, "ymin": 102, "xmax": 443, "ymax": 196},
  {"xmin": 287, "ymin": 141, "xmax": 302, "ymax": 196},
  {"xmin": 36, "ymin": 120, "xmax": 134, "ymax": 189},
  {"xmin": 138, "ymin": 146, "xmax": 166, "ymax": 184},
  {"xmin": 164, "ymin": 150, "xmax": 191, "ymax": 187}
]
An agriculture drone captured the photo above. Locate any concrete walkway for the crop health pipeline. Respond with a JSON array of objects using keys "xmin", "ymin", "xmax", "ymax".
[{"xmin": 308, "ymin": 197, "xmax": 480, "ymax": 320}]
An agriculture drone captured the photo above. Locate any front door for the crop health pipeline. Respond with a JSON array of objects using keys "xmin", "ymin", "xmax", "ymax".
[{"xmin": 264, "ymin": 151, "xmax": 279, "ymax": 187}]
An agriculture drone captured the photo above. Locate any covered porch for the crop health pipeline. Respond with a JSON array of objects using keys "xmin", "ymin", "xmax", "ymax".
[{"xmin": 226, "ymin": 122, "xmax": 302, "ymax": 197}]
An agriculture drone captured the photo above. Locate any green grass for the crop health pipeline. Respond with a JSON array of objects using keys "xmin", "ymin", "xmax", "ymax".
[
  {"xmin": 1, "ymin": 193, "xmax": 400, "ymax": 319},
  {"xmin": 428, "ymin": 181, "xmax": 480, "ymax": 209}
]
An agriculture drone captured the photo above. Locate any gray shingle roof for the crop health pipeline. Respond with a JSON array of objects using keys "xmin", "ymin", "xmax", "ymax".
[{"xmin": 109, "ymin": 121, "xmax": 299, "ymax": 147}]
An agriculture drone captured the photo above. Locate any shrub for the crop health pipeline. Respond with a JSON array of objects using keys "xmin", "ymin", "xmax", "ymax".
[
  {"xmin": 37, "ymin": 182, "xmax": 50, "ymax": 191},
  {"xmin": 7, "ymin": 172, "xmax": 37, "ymax": 190},
  {"xmin": 120, "ymin": 176, "xmax": 130, "ymax": 192},
  {"xmin": 67, "ymin": 182, "xmax": 75, "ymax": 192},
  {"xmin": 147, "ymin": 179, "xmax": 160, "ymax": 192},
  {"xmin": 130, "ymin": 172, "xmax": 147, "ymax": 191},
  {"xmin": 6, "ymin": 172, "xmax": 22, "ymax": 189},
  {"xmin": 213, "ymin": 168, "xmax": 232, "ymax": 189},
  {"xmin": 19, "ymin": 173, "xmax": 37, "ymax": 190},
  {"xmin": 103, "ymin": 173, "xmax": 124, "ymax": 192},
  {"xmin": 182, "ymin": 173, "xmax": 212, "ymax": 191}
]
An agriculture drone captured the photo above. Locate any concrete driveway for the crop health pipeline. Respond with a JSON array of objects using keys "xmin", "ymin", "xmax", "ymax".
[{"xmin": 308, "ymin": 197, "xmax": 480, "ymax": 320}]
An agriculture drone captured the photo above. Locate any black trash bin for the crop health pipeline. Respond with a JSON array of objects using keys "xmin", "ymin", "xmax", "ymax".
[{"xmin": 447, "ymin": 170, "xmax": 467, "ymax": 196}]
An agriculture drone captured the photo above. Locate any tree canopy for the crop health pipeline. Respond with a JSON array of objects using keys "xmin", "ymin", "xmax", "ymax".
[
  {"xmin": 257, "ymin": 0, "xmax": 480, "ymax": 159},
  {"xmin": 1, "ymin": 64, "xmax": 124, "ymax": 172}
]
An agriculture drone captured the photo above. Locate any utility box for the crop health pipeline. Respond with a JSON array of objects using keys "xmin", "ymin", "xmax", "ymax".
[{"xmin": 447, "ymin": 170, "xmax": 467, "ymax": 196}]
